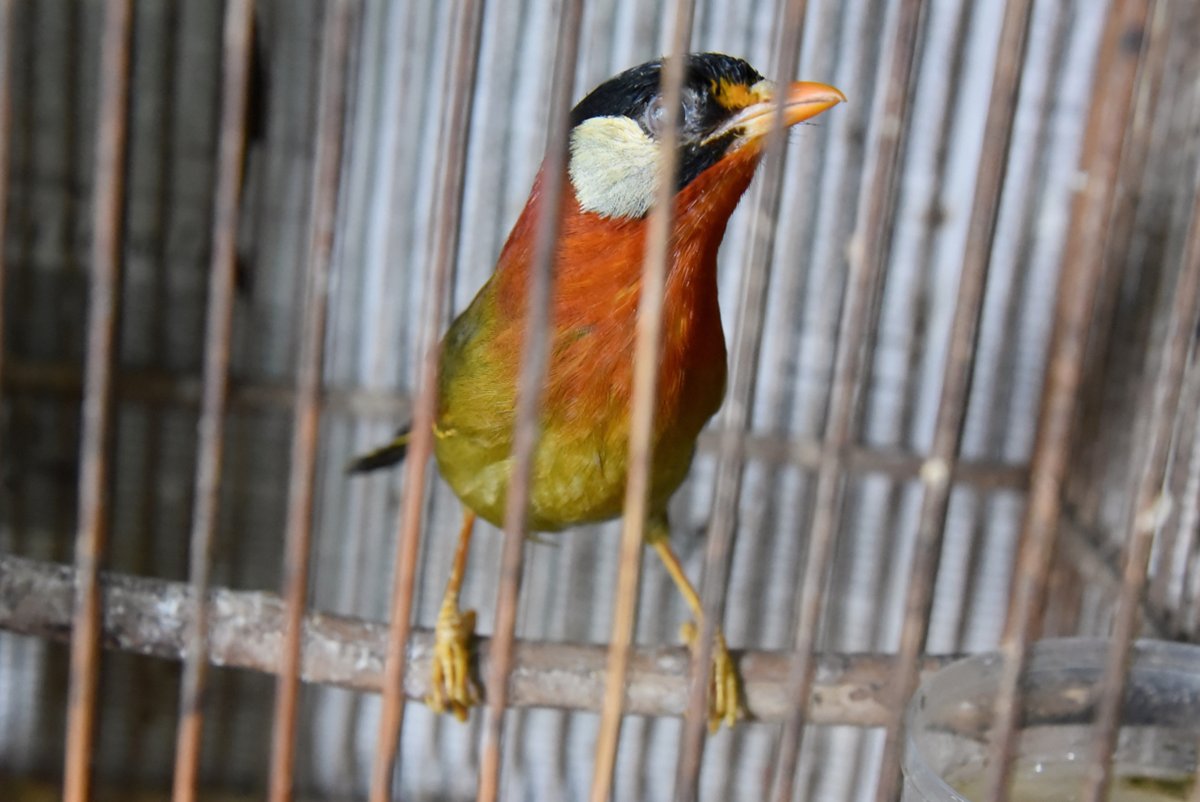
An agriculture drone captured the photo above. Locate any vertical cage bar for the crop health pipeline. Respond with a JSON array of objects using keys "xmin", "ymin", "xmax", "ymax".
[
  {"xmin": 844, "ymin": 0, "xmax": 972, "ymax": 790},
  {"xmin": 941, "ymin": 0, "xmax": 1072, "ymax": 650},
  {"xmin": 1070, "ymin": 0, "xmax": 1173, "ymax": 531},
  {"xmin": 672, "ymin": 0, "xmax": 809, "ymax": 798},
  {"xmin": 62, "ymin": 1, "xmax": 133, "ymax": 799},
  {"xmin": 171, "ymin": 1, "xmax": 255, "ymax": 798},
  {"xmin": 769, "ymin": 0, "xmax": 927, "ymax": 799},
  {"xmin": 981, "ymin": 0, "xmax": 1156, "ymax": 799},
  {"xmin": 870, "ymin": 0, "xmax": 1038, "ymax": 796},
  {"xmin": 0, "ymin": 0, "xmax": 11, "ymax": 468},
  {"xmin": 1080, "ymin": 113, "xmax": 1200, "ymax": 802},
  {"xmin": 369, "ymin": 0, "xmax": 488, "ymax": 797},
  {"xmin": 1176, "ymin": 356, "xmax": 1200, "ymax": 637},
  {"xmin": 1166, "ymin": 368, "xmax": 1200, "ymax": 633},
  {"xmin": 266, "ymin": 2, "xmax": 354, "ymax": 799},
  {"xmin": 1143, "ymin": 0, "xmax": 1196, "ymax": 624},
  {"xmin": 476, "ymin": 0, "xmax": 584, "ymax": 799},
  {"xmin": 589, "ymin": 1, "xmax": 696, "ymax": 800}
]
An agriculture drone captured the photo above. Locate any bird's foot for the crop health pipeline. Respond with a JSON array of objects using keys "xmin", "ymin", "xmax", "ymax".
[
  {"xmin": 679, "ymin": 621, "xmax": 743, "ymax": 731},
  {"xmin": 426, "ymin": 598, "xmax": 478, "ymax": 721}
]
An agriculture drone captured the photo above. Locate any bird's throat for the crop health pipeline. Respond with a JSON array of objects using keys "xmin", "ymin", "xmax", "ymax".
[
  {"xmin": 494, "ymin": 148, "xmax": 762, "ymax": 325},
  {"xmin": 486, "ymin": 149, "xmax": 762, "ymax": 438}
]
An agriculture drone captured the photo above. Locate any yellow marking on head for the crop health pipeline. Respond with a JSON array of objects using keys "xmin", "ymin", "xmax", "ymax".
[{"xmin": 712, "ymin": 78, "xmax": 771, "ymax": 111}]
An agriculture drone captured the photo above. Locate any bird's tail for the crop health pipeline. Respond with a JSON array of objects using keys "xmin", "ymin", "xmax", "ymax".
[{"xmin": 346, "ymin": 426, "xmax": 412, "ymax": 473}]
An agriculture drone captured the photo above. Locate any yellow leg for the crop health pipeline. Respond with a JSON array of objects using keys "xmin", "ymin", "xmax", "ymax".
[
  {"xmin": 647, "ymin": 527, "xmax": 743, "ymax": 731},
  {"xmin": 427, "ymin": 509, "xmax": 478, "ymax": 721}
]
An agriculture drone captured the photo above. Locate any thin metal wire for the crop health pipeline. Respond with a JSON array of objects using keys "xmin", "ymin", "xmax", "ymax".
[
  {"xmin": 1080, "ymin": 87, "xmax": 1200, "ymax": 802},
  {"xmin": 769, "ymin": 0, "xmax": 927, "ymax": 798},
  {"xmin": 477, "ymin": 0, "xmax": 584, "ymax": 799},
  {"xmin": 673, "ymin": 0, "xmax": 809, "ymax": 797},
  {"xmin": 870, "ymin": 0, "xmax": 1039, "ymax": 795},
  {"xmin": 62, "ymin": 1, "xmax": 133, "ymax": 799},
  {"xmin": 589, "ymin": 6, "xmax": 696, "ymax": 802},
  {"xmin": 980, "ymin": 0, "xmax": 1157, "ymax": 798},
  {"xmin": 171, "ymin": 1, "xmax": 255, "ymax": 798},
  {"xmin": 369, "ymin": 0, "xmax": 488, "ymax": 796},
  {"xmin": 267, "ymin": 2, "xmax": 354, "ymax": 799}
]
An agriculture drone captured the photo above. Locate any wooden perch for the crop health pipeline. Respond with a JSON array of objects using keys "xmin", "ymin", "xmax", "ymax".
[{"xmin": 0, "ymin": 553, "xmax": 958, "ymax": 725}]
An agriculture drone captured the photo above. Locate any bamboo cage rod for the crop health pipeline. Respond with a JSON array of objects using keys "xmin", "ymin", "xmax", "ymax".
[
  {"xmin": 870, "ymin": 0, "xmax": 1039, "ymax": 794},
  {"xmin": 675, "ymin": 0, "xmax": 809, "ymax": 796},
  {"xmin": 770, "ymin": 0, "xmax": 926, "ymax": 795},
  {"xmin": 63, "ymin": 1, "xmax": 133, "ymax": 799},
  {"xmin": 590, "ymin": 0, "xmax": 693, "ymax": 798},
  {"xmin": 0, "ymin": 0, "xmax": 12, "ymax": 473},
  {"xmin": 371, "ymin": 0, "xmax": 488, "ymax": 795},
  {"xmin": 982, "ymin": 0, "xmax": 1158, "ymax": 796},
  {"xmin": 172, "ymin": 1, "xmax": 256, "ymax": 798},
  {"xmin": 481, "ymin": 0, "xmax": 583, "ymax": 797},
  {"xmin": 1081, "ymin": 126, "xmax": 1200, "ymax": 802},
  {"xmin": 267, "ymin": 2, "xmax": 354, "ymax": 799}
]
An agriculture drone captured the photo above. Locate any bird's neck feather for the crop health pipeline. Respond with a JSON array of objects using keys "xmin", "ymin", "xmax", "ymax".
[
  {"xmin": 484, "ymin": 149, "xmax": 761, "ymax": 435},
  {"xmin": 494, "ymin": 148, "xmax": 761, "ymax": 320}
]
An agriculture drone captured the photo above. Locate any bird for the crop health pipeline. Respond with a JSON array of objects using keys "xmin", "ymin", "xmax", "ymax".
[{"xmin": 351, "ymin": 52, "xmax": 844, "ymax": 729}]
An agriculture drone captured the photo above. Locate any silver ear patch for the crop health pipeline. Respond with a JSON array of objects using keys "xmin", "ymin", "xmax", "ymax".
[{"xmin": 568, "ymin": 116, "xmax": 660, "ymax": 219}]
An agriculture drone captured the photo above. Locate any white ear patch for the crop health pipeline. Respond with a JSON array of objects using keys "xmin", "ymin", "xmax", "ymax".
[{"xmin": 568, "ymin": 116, "xmax": 660, "ymax": 219}]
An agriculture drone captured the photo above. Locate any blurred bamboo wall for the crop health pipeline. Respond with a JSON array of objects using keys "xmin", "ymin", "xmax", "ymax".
[{"xmin": 2, "ymin": 0, "xmax": 1200, "ymax": 799}]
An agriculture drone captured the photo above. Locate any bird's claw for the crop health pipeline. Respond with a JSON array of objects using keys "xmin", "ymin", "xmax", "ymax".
[
  {"xmin": 679, "ymin": 620, "xmax": 743, "ymax": 731},
  {"xmin": 427, "ymin": 600, "xmax": 478, "ymax": 721}
]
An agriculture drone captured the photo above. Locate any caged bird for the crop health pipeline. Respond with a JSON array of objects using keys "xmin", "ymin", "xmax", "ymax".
[{"xmin": 351, "ymin": 52, "xmax": 844, "ymax": 729}]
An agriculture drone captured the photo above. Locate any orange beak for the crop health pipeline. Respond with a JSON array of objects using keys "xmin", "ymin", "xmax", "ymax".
[{"xmin": 706, "ymin": 81, "xmax": 846, "ymax": 144}]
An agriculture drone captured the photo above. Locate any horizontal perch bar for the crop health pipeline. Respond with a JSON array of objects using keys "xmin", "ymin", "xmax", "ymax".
[{"xmin": 0, "ymin": 552, "xmax": 956, "ymax": 725}]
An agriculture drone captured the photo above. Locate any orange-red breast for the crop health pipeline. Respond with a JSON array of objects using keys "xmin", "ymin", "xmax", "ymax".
[{"xmin": 353, "ymin": 53, "xmax": 844, "ymax": 726}]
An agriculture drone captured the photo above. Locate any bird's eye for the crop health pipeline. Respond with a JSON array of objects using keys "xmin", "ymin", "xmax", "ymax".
[
  {"xmin": 642, "ymin": 95, "xmax": 668, "ymax": 138},
  {"xmin": 641, "ymin": 88, "xmax": 704, "ymax": 140}
]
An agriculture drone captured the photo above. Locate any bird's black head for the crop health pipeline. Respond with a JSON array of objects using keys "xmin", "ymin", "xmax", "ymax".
[
  {"xmin": 565, "ymin": 53, "xmax": 844, "ymax": 219},
  {"xmin": 566, "ymin": 54, "xmax": 763, "ymax": 219},
  {"xmin": 569, "ymin": 53, "xmax": 764, "ymax": 146}
]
